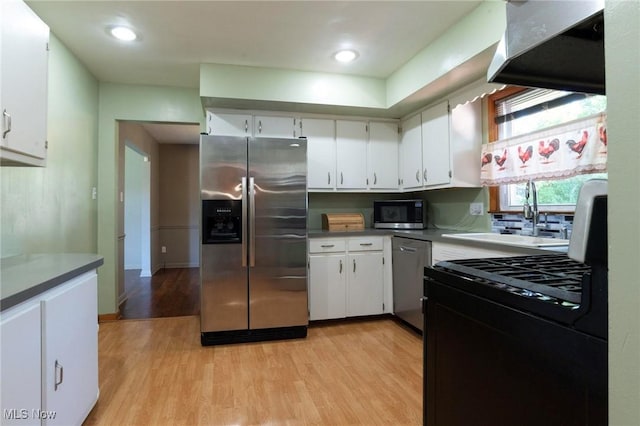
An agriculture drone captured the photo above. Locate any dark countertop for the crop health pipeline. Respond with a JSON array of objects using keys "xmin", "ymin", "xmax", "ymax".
[
  {"xmin": 0, "ymin": 253, "xmax": 104, "ymax": 312},
  {"xmin": 309, "ymin": 228, "xmax": 566, "ymax": 255}
]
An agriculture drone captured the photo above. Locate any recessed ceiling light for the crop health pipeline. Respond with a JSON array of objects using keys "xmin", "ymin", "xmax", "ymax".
[
  {"xmin": 110, "ymin": 26, "xmax": 137, "ymax": 42},
  {"xmin": 334, "ymin": 50, "xmax": 358, "ymax": 63}
]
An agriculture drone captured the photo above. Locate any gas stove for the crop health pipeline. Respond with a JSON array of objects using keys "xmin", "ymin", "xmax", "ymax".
[
  {"xmin": 427, "ymin": 179, "xmax": 609, "ymax": 340},
  {"xmin": 423, "ymin": 180, "xmax": 609, "ymax": 426},
  {"xmin": 426, "ymin": 253, "xmax": 606, "ymax": 339},
  {"xmin": 434, "ymin": 253, "xmax": 588, "ymax": 306}
]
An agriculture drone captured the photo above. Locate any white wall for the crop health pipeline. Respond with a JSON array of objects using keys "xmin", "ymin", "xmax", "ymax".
[{"xmin": 124, "ymin": 145, "xmax": 143, "ymax": 270}]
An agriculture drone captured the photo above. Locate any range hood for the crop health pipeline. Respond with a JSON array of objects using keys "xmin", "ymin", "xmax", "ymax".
[{"xmin": 488, "ymin": 0, "xmax": 605, "ymax": 94}]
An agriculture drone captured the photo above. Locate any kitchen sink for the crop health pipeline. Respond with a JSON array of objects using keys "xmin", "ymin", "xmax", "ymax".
[{"xmin": 441, "ymin": 233, "xmax": 570, "ymax": 248}]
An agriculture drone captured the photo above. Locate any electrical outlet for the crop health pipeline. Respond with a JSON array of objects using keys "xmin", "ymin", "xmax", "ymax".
[
  {"xmin": 470, "ymin": 202, "xmax": 484, "ymax": 216},
  {"xmin": 161, "ymin": 246, "xmax": 167, "ymax": 253}
]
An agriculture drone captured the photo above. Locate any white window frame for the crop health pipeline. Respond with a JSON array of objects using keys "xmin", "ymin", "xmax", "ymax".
[{"xmin": 495, "ymin": 89, "xmax": 607, "ymax": 213}]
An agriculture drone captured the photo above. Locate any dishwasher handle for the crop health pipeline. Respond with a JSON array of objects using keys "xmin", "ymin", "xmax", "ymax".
[{"xmin": 399, "ymin": 246, "xmax": 418, "ymax": 253}]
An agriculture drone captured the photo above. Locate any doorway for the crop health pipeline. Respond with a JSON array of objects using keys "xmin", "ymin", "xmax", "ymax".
[{"xmin": 117, "ymin": 121, "xmax": 201, "ymax": 320}]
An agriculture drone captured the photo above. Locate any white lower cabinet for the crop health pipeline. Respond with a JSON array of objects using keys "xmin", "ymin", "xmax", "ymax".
[
  {"xmin": 308, "ymin": 253, "xmax": 346, "ymax": 320},
  {"xmin": 0, "ymin": 300, "xmax": 42, "ymax": 426},
  {"xmin": 41, "ymin": 271, "xmax": 98, "ymax": 426},
  {"xmin": 308, "ymin": 236, "xmax": 389, "ymax": 321},
  {"xmin": 346, "ymin": 251, "xmax": 383, "ymax": 317},
  {"xmin": 0, "ymin": 270, "xmax": 98, "ymax": 426}
]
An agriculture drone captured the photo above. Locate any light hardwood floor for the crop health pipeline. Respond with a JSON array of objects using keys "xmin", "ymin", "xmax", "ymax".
[{"xmin": 85, "ymin": 316, "xmax": 423, "ymax": 426}]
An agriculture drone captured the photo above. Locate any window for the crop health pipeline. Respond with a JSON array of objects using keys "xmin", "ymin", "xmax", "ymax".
[{"xmin": 488, "ymin": 87, "xmax": 607, "ymax": 212}]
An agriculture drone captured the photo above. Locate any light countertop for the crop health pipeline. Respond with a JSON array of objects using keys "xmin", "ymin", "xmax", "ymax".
[
  {"xmin": 0, "ymin": 253, "xmax": 104, "ymax": 312},
  {"xmin": 309, "ymin": 228, "xmax": 567, "ymax": 255}
]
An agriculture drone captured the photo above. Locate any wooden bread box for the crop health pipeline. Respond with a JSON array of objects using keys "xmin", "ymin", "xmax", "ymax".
[{"xmin": 321, "ymin": 213, "xmax": 365, "ymax": 231}]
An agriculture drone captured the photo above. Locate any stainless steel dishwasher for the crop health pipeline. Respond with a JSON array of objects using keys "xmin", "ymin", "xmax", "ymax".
[{"xmin": 392, "ymin": 237, "xmax": 431, "ymax": 331}]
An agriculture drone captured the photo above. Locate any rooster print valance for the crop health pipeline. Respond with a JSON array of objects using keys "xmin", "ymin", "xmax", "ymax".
[{"xmin": 480, "ymin": 113, "xmax": 607, "ymax": 185}]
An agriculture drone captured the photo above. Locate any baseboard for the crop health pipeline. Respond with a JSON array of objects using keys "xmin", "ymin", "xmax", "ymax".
[
  {"xmin": 163, "ymin": 262, "xmax": 199, "ymax": 269},
  {"xmin": 98, "ymin": 312, "xmax": 121, "ymax": 322}
]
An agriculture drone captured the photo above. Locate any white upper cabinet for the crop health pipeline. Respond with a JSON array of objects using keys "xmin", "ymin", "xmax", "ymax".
[
  {"xmin": 368, "ymin": 121, "xmax": 399, "ymax": 190},
  {"xmin": 399, "ymin": 99, "xmax": 480, "ymax": 191},
  {"xmin": 1, "ymin": 0, "xmax": 49, "ymax": 166},
  {"xmin": 449, "ymin": 99, "xmax": 482, "ymax": 187},
  {"xmin": 254, "ymin": 115, "xmax": 297, "ymax": 138},
  {"xmin": 400, "ymin": 113, "xmax": 423, "ymax": 190},
  {"xmin": 421, "ymin": 101, "xmax": 451, "ymax": 187},
  {"xmin": 336, "ymin": 120, "xmax": 368, "ymax": 190},
  {"xmin": 206, "ymin": 111, "xmax": 251, "ymax": 136},
  {"xmin": 300, "ymin": 118, "xmax": 335, "ymax": 190}
]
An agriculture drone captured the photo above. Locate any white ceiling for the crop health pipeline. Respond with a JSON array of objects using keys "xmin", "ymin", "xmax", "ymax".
[
  {"xmin": 139, "ymin": 122, "xmax": 201, "ymax": 144},
  {"xmin": 26, "ymin": 1, "xmax": 483, "ymax": 144}
]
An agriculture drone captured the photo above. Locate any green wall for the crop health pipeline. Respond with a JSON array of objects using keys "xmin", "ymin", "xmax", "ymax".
[
  {"xmin": 2, "ymin": 3, "xmax": 638, "ymax": 419},
  {"xmin": 606, "ymin": 1, "xmax": 640, "ymax": 423},
  {"xmin": 1, "ymin": 34, "xmax": 99, "ymax": 257},
  {"xmin": 309, "ymin": 188, "xmax": 490, "ymax": 231},
  {"xmin": 96, "ymin": 83, "xmax": 204, "ymax": 314}
]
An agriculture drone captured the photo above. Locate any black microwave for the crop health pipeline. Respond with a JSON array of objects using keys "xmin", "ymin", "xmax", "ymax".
[{"xmin": 373, "ymin": 199, "xmax": 426, "ymax": 229}]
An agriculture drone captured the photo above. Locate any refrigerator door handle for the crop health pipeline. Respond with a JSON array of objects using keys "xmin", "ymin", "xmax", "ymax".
[
  {"xmin": 241, "ymin": 177, "xmax": 247, "ymax": 267},
  {"xmin": 249, "ymin": 177, "xmax": 256, "ymax": 267}
]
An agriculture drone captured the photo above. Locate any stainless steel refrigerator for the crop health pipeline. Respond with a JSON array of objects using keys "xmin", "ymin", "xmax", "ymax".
[{"xmin": 199, "ymin": 135, "xmax": 308, "ymax": 345}]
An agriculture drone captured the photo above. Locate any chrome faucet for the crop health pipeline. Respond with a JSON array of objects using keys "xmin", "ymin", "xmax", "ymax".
[{"xmin": 523, "ymin": 180, "xmax": 540, "ymax": 236}]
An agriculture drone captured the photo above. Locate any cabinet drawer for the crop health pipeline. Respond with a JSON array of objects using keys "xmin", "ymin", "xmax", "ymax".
[
  {"xmin": 347, "ymin": 237, "xmax": 383, "ymax": 252},
  {"xmin": 309, "ymin": 239, "xmax": 346, "ymax": 253}
]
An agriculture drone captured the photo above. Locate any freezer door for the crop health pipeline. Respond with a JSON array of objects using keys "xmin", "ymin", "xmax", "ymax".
[
  {"xmin": 199, "ymin": 135, "xmax": 248, "ymax": 332},
  {"xmin": 200, "ymin": 135, "xmax": 246, "ymax": 200},
  {"xmin": 248, "ymin": 137, "xmax": 308, "ymax": 329}
]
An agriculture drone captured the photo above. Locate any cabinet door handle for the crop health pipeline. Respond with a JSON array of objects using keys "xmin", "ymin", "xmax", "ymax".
[
  {"xmin": 353, "ymin": 259, "xmax": 356, "ymax": 273},
  {"xmin": 258, "ymin": 120, "xmax": 262, "ymax": 133},
  {"xmin": 328, "ymin": 172, "xmax": 331, "ymax": 185},
  {"xmin": 340, "ymin": 172, "xmax": 344, "ymax": 185},
  {"xmin": 374, "ymin": 173, "xmax": 377, "ymax": 185},
  {"xmin": 3, "ymin": 110, "xmax": 11, "ymax": 139},
  {"xmin": 423, "ymin": 169, "xmax": 428, "ymax": 182},
  {"xmin": 359, "ymin": 243, "xmax": 373, "ymax": 246},
  {"xmin": 321, "ymin": 244, "xmax": 335, "ymax": 248},
  {"xmin": 244, "ymin": 119, "xmax": 249, "ymax": 133},
  {"xmin": 339, "ymin": 259, "xmax": 343, "ymax": 274},
  {"xmin": 415, "ymin": 170, "xmax": 420, "ymax": 182},
  {"xmin": 54, "ymin": 360, "xmax": 64, "ymax": 391}
]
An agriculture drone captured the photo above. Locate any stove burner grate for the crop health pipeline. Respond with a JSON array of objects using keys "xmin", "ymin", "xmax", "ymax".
[{"xmin": 434, "ymin": 254, "xmax": 590, "ymax": 306}]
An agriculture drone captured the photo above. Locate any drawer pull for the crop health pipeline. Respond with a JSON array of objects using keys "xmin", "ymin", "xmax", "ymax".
[
  {"xmin": 320, "ymin": 244, "xmax": 335, "ymax": 248},
  {"xmin": 359, "ymin": 243, "xmax": 373, "ymax": 246}
]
